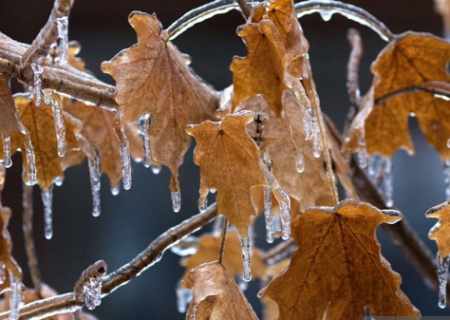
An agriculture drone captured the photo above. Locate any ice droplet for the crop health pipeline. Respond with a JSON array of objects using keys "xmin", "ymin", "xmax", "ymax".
[
  {"xmin": 382, "ymin": 157, "xmax": 394, "ymax": 207},
  {"xmin": 444, "ymin": 160, "xmax": 450, "ymax": 199},
  {"xmin": 41, "ymin": 185, "xmax": 54, "ymax": 240},
  {"xmin": 56, "ymin": 17, "xmax": 69, "ymax": 64},
  {"xmin": 1, "ymin": 134, "xmax": 12, "ymax": 168},
  {"xmin": 111, "ymin": 187, "xmax": 120, "ymax": 196},
  {"xmin": 116, "ymin": 126, "xmax": 132, "ymax": 190},
  {"xmin": 238, "ymin": 276, "xmax": 248, "ymax": 291},
  {"xmin": 139, "ymin": 116, "xmax": 151, "ymax": 168},
  {"xmin": 357, "ymin": 129, "xmax": 368, "ymax": 169},
  {"xmin": 45, "ymin": 93, "xmax": 66, "ymax": 157},
  {"xmin": 172, "ymin": 192, "xmax": 181, "ymax": 213},
  {"xmin": 438, "ymin": 252, "xmax": 450, "ymax": 309},
  {"xmin": 263, "ymin": 187, "xmax": 275, "ymax": 243},
  {"xmin": 295, "ymin": 151, "xmax": 305, "ymax": 173},
  {"xmin": 150, "ymin": 163, "xmax": 161, "ymax": 175},
  {"xmin": 22, "ymin": 134, "xmax": 37, "ymax": 185},
  {"xmin": 9, "ymin": 273, "xmax": 22, "ymax": 320},
  {"xmin": 198, "ymin": 190, "xmax": 208, "ymax": 213},
  {"xmin": 31, "ymin": 62, "xmax": 43, "ymax": 107},
  {"xmin": 54, "ymin": 176, "xmax": 63, "ymax": 186},
  {"xmin": 176, "ymin": 282, "xmax": 192, "ymax": 313},
  {"xmin": 83, "ymin": 278, "xmax": 102, "ymax": 310},
  {"xmin": 240, "ymin": 237, "xmax": 252, "ymax": 282},
  {"xmin": 209, "ymin": 188, "xmax": 217, "ymax": 194},
  {"xmin": 319, "ymin": 9, "xmax": 334, "ymax": 21},
  {"xmin": 278, "ymin": 189, "xmax": 291, "ymax": 240},
  {"xmin": 88, "ymin": 151, "xmax": 101, "ymax": 217},
  {"xmin": 0, "ymin": 262, "xmax": 5, "ymax": 284}
]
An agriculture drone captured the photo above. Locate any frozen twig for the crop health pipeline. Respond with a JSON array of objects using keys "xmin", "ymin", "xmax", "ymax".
[
  {"xmin": 235, "ymin": 0, "xmax": 251, "ymax": 18},
  {"xmin": 346, "ymin": 29, "xmax": 362, "ymax": 111}
]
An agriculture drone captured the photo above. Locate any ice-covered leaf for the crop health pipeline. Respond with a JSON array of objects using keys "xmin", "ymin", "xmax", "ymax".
[
  {"xmin": 181, "ymin": 231, "xmax": 265, "ymax": 283},
  {"xmin": 183, "ymin": 261, "xmax": 259, "ymax": 320},
  {"xmin": 261, "ymin": 259, "xmax": 290, "ymax": 320},
  {"xmin": 426, "ymin": 201, "xmax": 450, "ymax": 258},
  {"xmin": 260, "ymin": 199, "xmax": 420, "ymax": 319},
  {"xmin": 64, "ymin": 100, "xmax": 142, "ymax": 189},
  {"xmin": 101, "ymin": 11, "xmax": 218, "ymax": 192},
  {"xmin": 186, "ymin": 112, "xmax": 287, "ymax": 239}
]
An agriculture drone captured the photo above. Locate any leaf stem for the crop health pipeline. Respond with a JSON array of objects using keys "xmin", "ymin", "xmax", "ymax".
[{"xmin": 218, "ymin": 217, "xmax": 229, "ymax": 264}]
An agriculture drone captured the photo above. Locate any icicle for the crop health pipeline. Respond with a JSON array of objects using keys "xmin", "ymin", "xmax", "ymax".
[
  {"xmin": 176, "ymin": 282, "xmax": 192, "ymax": 313},
  {"xmin": 56, "ymin": 17, "xmax": 69, "ymax": 64},
  {"xmin": 319, "ymin": 9, "xmax": 334, "ymax": 21},
  {"xmin": 198, "ymin": 190, "xmax": 208, "ymax": 213},
  {"xmin": 45, "ymin": 93, "xmax": 66, "ymax": 157},
  {"xmin": 212, "ymin": 215, "xmax": 224, "ymax": 236},
  {"xmin": 172, "ymin": 192, "xmax": 181, "ymax": 213},
  {"xmin": 83, "ymin": 278, "xmax": 102, "ymax": 310},
  {"xmin": 295, "ymin": 151, "xmax": 305, "ymax": 173},
  {"xmin": 88, "ymin": 151, "xmax": 101, "ymax": 217},
  {"xmin": 357, "ymin": 129, "xmax": 368, "ymax": 169},
  {"xmin": 382, "ymin": 157, "xmax": 394, "ymax": 207},
  {"xmin": 239, "ymin": 236, "xmax": 252, "ymax": 282},
  {"xmin": 150, "ymin": 163, "xmax": 161, "ymax": 175},
  {"xmin": 0, "ymin": 262, "xmax": 5, "ymax": 284},
  {"xmin": 437, "ymin": 252, "xmax": 450, "ymax": 309},
  {"xmin": 21, "ymin": 133, "xmax": 37, "ymax": 186},
  {"xmin": 311, "ymin": 109, "xmax": 321, "ymax": 158},
  {"xmin": 299, "ymin": 94, "xmax": 313, "ymax": 141},
  {"xmin": 367, "ymin": 155, "xmax": 376, "ymax": 180},
  {"xmin": 278, "ymin": 189, "xmax": 291, "ymax": 240},
  {"xmin": 170, "ymin": 236, "xmax": 198, "ymax": 256},
  {"xmin": 140, "ymin": 116, "xmax": 151, "ymax": 168},
  {"xmin": 444, "ymin": 160, "xmax": 450, "ymax": 199},
  {"xmin": 263, "ymin": 187, "xmax": 275, "ymax": 243},
  {"xmin": 210, "ymin": 188, "xmax": 217, "ymax": 194},
  {"xmin": 9, "ymin": 273, "xmax": 22, "ymax": 320},
  {"xmin": 111, "ymin": 187, "xmax": 120, "ymax": 196},
  {"xmin": 31, "ymin": 62, "xmax": 43, "ymax": 106},
  {"xmin": 116, "ymin": 126, "xmax": 132, "ymax": 190},
  {"xmin": 41, "ymin": 185, "xmax": 54, "ymax": 240},
  {"xmin": 1, "ymin": 134, "xmax": 12, "ymax": 168}
]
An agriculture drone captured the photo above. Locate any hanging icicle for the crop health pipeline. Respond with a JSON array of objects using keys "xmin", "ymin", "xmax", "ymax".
[
  {"xmin": 56, "ymin": 17, "xmax": 69, "ymax": 64},
  {"xmin": 278, "ymin": 189, "xmax": 291, "ymax": 240},
  {"xmin": 299, "ymin": 93, "xmax": 313, "ymax": 141},
  {"xmin": 443, "ymin": 159, "xmax": 450, "ymax": 199},
  {"xmin": 88, "ymin": 151, "xmax": 101, "ymax": 217},
  {"xmin": 9, "ymin": 273, "xmax": 22, "ymax": 320},
  {"xmin": 115, "ymin": 125, "xmax": 132, "ymax": 190},
  {"xmin": 176, "ymin": 281, "xmax": 192, "ymax": 313},
  {"xmin": 139, "ymin": 115, "xmax": 151, "ymax": 168},
  {"xmin": 41, "ymin": 185, "xmax": 54, "ymax": 240},
  {"xmin": 239, "ymin": 236, "xmax": 252, "ymax": 282},
  {"xmin": 0, "ymin": 262, "xmax": 5, "ymax": 284},
  {"xmin": 198, "ymin": 189, "xmax": 208, "ymax": 213},
  {"xmin": 357, "ymin": 128, "xmax": 368, "ymax": 169},
  {"xmin": 1, "ymin": 134, "xmax": 12, "ymax": 168},
  {"xmin": 172, "ymin": 192, "xmax": 182, "ymax": 213},
  {"xmin": 44, "ymin": 92, "xmax": 66, "ymax": 157},
  {"xmin": 382, "ymin": 157, "xmax": 394, "ymax": 207},
  {"xmin": 437, "ymin": 252, "xmax": 450, "ymax": 309},
  {"xmin": 31, "ymin": 62, "xmax": 43, "ymax": 107},
  {"xmin": 311, "ymin": 108, "xmax": 322, "ymax": 158},
  {"xmin": 263, "ymin": 187, "xmax": 275, "ymax": 243}
]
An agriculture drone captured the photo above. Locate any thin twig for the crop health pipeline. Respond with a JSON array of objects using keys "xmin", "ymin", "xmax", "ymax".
[
  {"xmin": 235, "ymin": 0, "xmax": 251, "ymax": 19},
  {"xmin": 218, "ymin": 217, "xmax": 228, "ymax": 264},
  {"xmin": 22, "ymin": 184, "xmax": 43, "ymax": 299}
]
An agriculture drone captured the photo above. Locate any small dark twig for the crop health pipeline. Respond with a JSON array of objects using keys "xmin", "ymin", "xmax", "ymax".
[
  {"xmin": 235, "ymin": 0, "xmax": 251, "ymax": 19},
  {"xmin": 218, "ymin": 218, "xmax": 229, "ymax": 264}
]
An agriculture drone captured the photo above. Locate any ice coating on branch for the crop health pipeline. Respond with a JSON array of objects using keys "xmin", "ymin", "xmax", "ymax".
[
  {"xmin": 170, "ymin": 236, "xmax": 199, "ymax": 256},
  {"xmin": 438, "ymin": 252, "xmax": 450, "ymax": 309},
  {"xmin": 116, "ymin": 126, "xmax": 132, "ymax": 190},
  {"xmin": 172, "ymin": 192, "xmax": 181, "ymax": 213},
  {"xmin": 296, "ymin": 151, "xmax": 305, "ymax": 173},
  {"xmin": 212, "ymin": 215, "xmax": 225, "ymax": 236},
  {"xmin": 264, "ymin": 187, "xmax": 275, "ymax": 243},
  {"xmin": 240, "ymin": 237, "xmax": 252, "ymax": 282},
  {"xmin": 9, "ymin": 274, "xmax": 22, "ymax": 320},
  {"xmin": 57, "ymin": 17, "xmax": 69, "ymax": 64},
  {"xmin": 139, "ymin": 116, "xmax": 151, "ymax": 168},
  {"xmin": 382, "ymin": 157, "xmax": 394, "ymax": 207},
  {"xmin": 151, "ymin": 163, "xmax": 161, "ymax": 175},
  {"xmin": 88, "ymin": 151, "xmax": 101, "ymax": 217},
  {"xmin": 278, "ymin": 189, "xmax": 291, "ymax": 240},
  {"xmin": 83, "ymin": 278, "xmax": 102, "ymax": 310},
  {"xmin": 31, "ymin": 62, "xmax": 43, "ymax": 107},
  {"xmin": 0, "ymin": 262, "xmax": 5, "ymax": 284},
  {"xmin": 44, "ymin": 93, "xmax": 66, "ymax": 157},
  {"xmin": 1, "ymin": 134, "xmax": 12, "ymax": 168},
  {"xmin": 176, "ymin": 282, "xmax": 192, "ymax": 313},
  {"xmin": 22, "ymin": 133, "xmax": 37, "ymax": 185},
  {"xmin": 319, "ymin": 9, "xmax": 334, "ymax": 21},
  {"xmin": 357, "ymin": 129, "xmax": 368, "ymax": 169},
  {"xmin": 444, "ymin": 160, "xmax": 450, "ymax": 199},
  {"xmin": 41, "ymin": 185, "xmax": 54, "ymax": 240},
  {"xmin": 198, "ymin": 189, "xmax": 208, "ymax": 213}
]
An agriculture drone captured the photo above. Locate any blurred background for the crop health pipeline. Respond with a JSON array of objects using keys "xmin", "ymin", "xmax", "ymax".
[{"xmin": 0, "ymin": 0, "xmax": 449, "ymax": 318}]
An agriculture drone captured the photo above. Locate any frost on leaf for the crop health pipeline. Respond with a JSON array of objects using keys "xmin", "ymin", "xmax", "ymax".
[
  {"xmin": 0, "ymin": 165, "xmax": 22, "ymax": 292},
  {"xmin": 260, "ymin": 199, "xmax": 420, "ymax": 320},
  {"xmin": 426, "ymin": 201, "xmax": 450, "ymax": 258},
  {"xmin": 183, "ymin": 262, "xmax": 259, "ymax": 320},
  {"xmin": 101, "ymin": 11, "xmax": 218, "ymax": 193},
  {"xmin": 180, "ymin": 231, "xmax": 266, "ymax": 284},
  {"xmin": 186, "ymin": 112, "xmax": 287, "ymax": 239},
  {"xmin": 346, "ymin": 33, "xmax": 450, "ymax": 159},
  {"xmin": 64, "ymin": 100, "xmax": 142, "ymax": 189}
]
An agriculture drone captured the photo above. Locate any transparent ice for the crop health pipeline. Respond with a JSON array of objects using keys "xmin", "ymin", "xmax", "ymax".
[
  {"xmin": 83, "ymin": 278, "xmax": 102, "ymax": 310},
  {"xmin": 116, "ymin": 126, "xmax": 132, "ymax": 190},
  {"xmin": 172, "ymin": 192, "xmax": 181, "ymax": 213},
  {"xmin": 240, "ymin": 236, "xmax": 252, "ymax": 282},
  {"xmin": 44, "ymin": 92, "xmax": 66, "ymax": 157},
  {"xmin": 263, "ymin": 187, "xmax": 275, "ymax": 243},
  {"xmin": 56, "ymin": 17, "xmax": 69, "ymax": 64},
  {"xmin": 176, "ymin": 282, "xmax": 192, "ymax": 313},
  {"xmin": 438, "ymin": 252, "xmax": 450, "ymax": 309},
  {"xmin": 278, "ymin": 189, "xmax": 291, "ymax": 240},
  {"xmin": 88, "ymin": 151, "xmax": 101, "ymax": 217},
  {"xmin": 0, "ymin": 262, "xmax": 5, "ymax": 284},
  {"xmin": 444, "ymin": 160, "xmax": 450, "ymax": 199},
  {"xmin": 31, "ymin": 62, "xmax": 43, "ymax": 107},
  {"xmin": 382, "ymin": 157, "xmax": 393, "ymax": 207},
  {"xmin": 139, "ymin": 116, "xmax": 151, "ymax": 168},
  {"xmin": 9, "ymin": 273, "xmax": 22, "ymax": 320},
  {"xmin": 1, "ymin": 134, "xmax": 12, "ymax": 168},
  {"xmin": 41, "ymin": 185, "xmax": 54, "ymax": 240}
]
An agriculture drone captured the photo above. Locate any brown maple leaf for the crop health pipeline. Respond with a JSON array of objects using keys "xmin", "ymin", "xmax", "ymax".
[
  {"xmin": 63, "ymin": 100, "xmax": 142, "ymax": 189},
  {"xmin": 0, "ymin": 75, "xmax": 21, "ymax": 136},
  {"xmin": 346, "ymin": 33, "xmax": 450, "ymax": 159},
  {"xmin": 101, "ymin": 11, "xmax": 218, "ymax": 192},
  {"xmin": 261, "ymin": 259, "xmax": 290, "ymax": 320},
  {"xmin": 261, "ymin": 199, "xmax": 420, "ymax": 319},
  {"xmin": 186, "ymin": 112, "xmax": 287, "ymax": 239},
  {"xmin": 183, "ymin": 261, "xmax": 259, "ymax": 320},
  {"xmin": 181, "ymin": 231, "xmax": 266, "ymax": 284},
  {"xmin": 426, "ymin": 201, "xmax": 450, "ymax": 258}
]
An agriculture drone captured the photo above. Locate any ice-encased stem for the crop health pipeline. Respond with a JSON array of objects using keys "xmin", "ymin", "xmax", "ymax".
[
  {"xmin": 278, "ymin": 189, "xmax": 291, "ymax": 240},
  {"xmin": 41, "ymin": 185, "xmax": 54, "ymax": 240},
  {"xmin": 438, "ymin": 252, "xmax": 450, "ymax": 309},
  {"xmin": 1, "ymin": 134, "xmax": 12, "ymax": 168},
  {"xmin": 172, "ymin": 192, "xmax": 181, "ymax": 213},
  {"xmin": 83, "ymin": 278, "xmax": 102, "ymax": 310},
  {"xmin": 22, "ymin": 134, "xmax": 37, "ymax": 185},
  {"xmin": 444, "ymin": 159, "xmax": 450, "ymax": 199},
  {"xmin": 116, "ymin": 126, "xmax": 132, "ymax": 190},
  {"xmin": 263, "ymin": 187, "xmax": 275, "ymax": 243},
  {"xmin": 56, "ymin": 17, "xmax": 69, "ymax": 64},
  {"xmin": 382, "ymin": 157, "xmax": 393, "ymax": 207},
  {"xmin": 88, "ymin": 151, "xmax": 101, "ymax": 217},
  {"xmin": 45, "ymin": 93, "xmax": 66, "ymax": 157},
  {"xmin": 176, "ymin": 282, "xmax": 192, "ymax": 313},
  {"xmin": 140, "ymin": 116, "xmax": 151, "ymax": 168},
  {"xmin": 9, "ymin": 273, "xmax": 21, "ymax": 320},
  {"xmin": 240, "ymin": 236, "xmax": 252, "ymax": 282},
  {"xmin": 31, "ymin": 62, "xmax": 43, "ymax": 107}
]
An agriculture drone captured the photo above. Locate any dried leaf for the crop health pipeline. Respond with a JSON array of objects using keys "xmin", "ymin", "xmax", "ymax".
[
  {"xmin": 261, "ymin": 199, "xmax": 420, "ymax": 319},
  {"xmin": 184, "ymin": 261, "xmax": 259, "ymax": 320},
  {"xmin": 261, "ymin": 259, "xmax": 290, "ymax": 320},
  {"xmin": 181, "ymin": 231, "xmax": 266, "ymax": 284},
  {"xmin": 186, "ymin": 112, "xmax": 286, "ymax": 238},
  {"xmin": 64, "ymin": 100, "xmax": 142, "ymax": 188},
  {"xmin": 426, "ymin": 201, "xmax": 450, "ymax": 258},
  {"xmin": 101, "ymin": 11, "xmax": 218, "ymax": 192},
  {"xmin": 0, "ymin": 75, "xmax": 21, "ymax": 135}
]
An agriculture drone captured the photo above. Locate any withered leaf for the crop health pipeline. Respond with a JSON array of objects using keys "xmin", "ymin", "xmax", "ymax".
[
  {"xmin": 186, "ymin": 112, "xmax": 287, "ymax": 239},
  {"xmin": 426, "ymin": 201, "xmax": 450, "ymax": 258},
  {"xmin": 101, "ymin": 11, "xmax": 218, "ymax": 192},
  {"xmin": 349, "ymin": 33, "xmax": 450, "ymax": 159},
  {"xmin": 181, "ymin": 231, "xmax": 266, "ymax": 284},
  {"xmin": 63, "ymin": 100, "xmax": 142, "ymax": 189},
  {"xmin": 0, "ymin": 75, "xmax": 21, "ymax": 136},
  {"xmin": 261, "ymin": 199, "xmax": 420, "ymax": 319},
  {"xmin": 184, "ymin": 261, "xmax": 259, "ymax": 320},
  {"xmin": 261, "ymin": 259, "xmax": 290, "ymax": 320}
]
